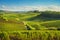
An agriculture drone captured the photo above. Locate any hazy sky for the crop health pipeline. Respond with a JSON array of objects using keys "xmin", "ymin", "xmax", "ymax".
[{"xmin": 0, "ymin": 0, "xmax": 60, "ymax": 11}]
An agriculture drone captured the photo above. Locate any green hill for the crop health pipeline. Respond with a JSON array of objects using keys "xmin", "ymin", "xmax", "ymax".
[
  {"xmin": 27, "ymin": 11, "xmax": 60, "ymax": 21},
  {"xmin": 0, "ymin": 11, "xmax": 60, "ymax": 30}
]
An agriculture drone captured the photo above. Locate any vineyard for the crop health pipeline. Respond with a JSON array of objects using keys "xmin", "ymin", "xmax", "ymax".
[
  {"xmin": 0, "ymin": 30, "xmax": 60, "ymax": 40},
  {"xmin": 0, "ymin": 11, "xmax": 60, "ymax": 40}
]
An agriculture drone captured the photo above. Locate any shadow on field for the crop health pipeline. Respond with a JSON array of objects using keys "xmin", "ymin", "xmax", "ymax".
[{"xmin": 27, "ymin": 12, "xmax": 60, "ymax": 21}]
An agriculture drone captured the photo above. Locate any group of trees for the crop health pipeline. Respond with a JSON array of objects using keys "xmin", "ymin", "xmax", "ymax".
[{"xmin": 40, "ymin": 11, "xmax": 60, "ymax": 18}]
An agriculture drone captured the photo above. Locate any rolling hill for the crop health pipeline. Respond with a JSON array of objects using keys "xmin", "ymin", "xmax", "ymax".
[{"xmin": 0, "ymin": 11, "xmax": 60, "ymax": 31}]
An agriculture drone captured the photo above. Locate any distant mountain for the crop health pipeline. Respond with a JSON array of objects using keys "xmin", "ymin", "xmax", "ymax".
[{"xmin": 0, "ymin": 10, "xmax": 5, "ymax": 12}]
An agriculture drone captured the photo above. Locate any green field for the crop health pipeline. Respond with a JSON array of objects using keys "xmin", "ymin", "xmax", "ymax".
[{"xmin": 0, "ymin": 10, "xmax": 60, "ymax": 40}]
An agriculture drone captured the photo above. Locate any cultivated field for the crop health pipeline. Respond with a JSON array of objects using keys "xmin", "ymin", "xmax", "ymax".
[{"xmin": 0, "ymin": 10, "xmax": 60, "ymax": 40}]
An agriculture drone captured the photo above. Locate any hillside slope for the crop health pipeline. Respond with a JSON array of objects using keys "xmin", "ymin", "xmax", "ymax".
[
  {"xmin": 0, "ymin": 11, "xmax": 60, "ymax": 30},
  {"xmin": 27, "ymin": 11, "xmax": 60, "ymax": 21}
]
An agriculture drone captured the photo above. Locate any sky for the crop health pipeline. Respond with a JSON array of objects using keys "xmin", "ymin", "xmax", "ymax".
[{"xmin": 0, "ymin": 0, "xmax": 60, "ymax": 11}]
